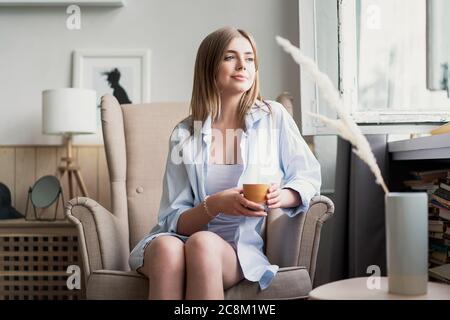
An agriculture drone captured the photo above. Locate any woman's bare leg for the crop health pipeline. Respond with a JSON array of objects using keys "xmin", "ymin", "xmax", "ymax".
[
  {"xmin": 184, "ymin": 231, "xmax": 243, "ymax": 300},
  {"xmin": 138, "ymin": 236, "xmax": 185, "ymax": 300}
]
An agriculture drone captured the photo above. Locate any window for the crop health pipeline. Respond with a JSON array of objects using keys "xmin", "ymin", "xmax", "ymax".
[{"xmin": 299, "ymin": 0, "xmax": 450, "ymax": 135}]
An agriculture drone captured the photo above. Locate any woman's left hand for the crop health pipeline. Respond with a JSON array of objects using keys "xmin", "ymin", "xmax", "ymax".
[{"xmin": 266, "ymin": 183, "xmax": 282, "ymax": 209}]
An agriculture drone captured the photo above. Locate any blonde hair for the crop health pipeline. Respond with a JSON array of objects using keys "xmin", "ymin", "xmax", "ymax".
[{"xmin": 189, "ymin": 26, "xmax": 265, "ymax": 133}]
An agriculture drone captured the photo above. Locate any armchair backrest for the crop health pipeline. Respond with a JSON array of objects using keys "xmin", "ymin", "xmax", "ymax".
[{"xmin": 101, "ymin": 95, "xmax": 190, "ymax": 250}]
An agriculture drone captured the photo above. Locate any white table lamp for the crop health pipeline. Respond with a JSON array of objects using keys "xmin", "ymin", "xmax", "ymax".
[{"xmin": 42, "ymin": 88, "xmax": 97, "ymax": 200}]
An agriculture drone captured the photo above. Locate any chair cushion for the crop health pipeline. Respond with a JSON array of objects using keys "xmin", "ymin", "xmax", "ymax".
[
  {"xmin": 86, "ymin": 267, "xmax": 311, "ymax": 300},
  {"xmin": 87, "ymin": 270, "xmax": 148, "ymax": 300},
  {"xmin": 225, "ymin": 267, "xmax": 312, "ymax": 300}
]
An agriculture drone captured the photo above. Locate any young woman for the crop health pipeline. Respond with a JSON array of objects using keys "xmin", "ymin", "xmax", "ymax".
[{"xmin": 129, "ymin": 26, "xmax": 321, "ymax": 300}]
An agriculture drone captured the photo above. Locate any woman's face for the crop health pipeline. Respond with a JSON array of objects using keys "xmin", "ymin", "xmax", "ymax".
[{"xmin": 216, "ymin": 36, "xmax": 256, "ymax": 96}]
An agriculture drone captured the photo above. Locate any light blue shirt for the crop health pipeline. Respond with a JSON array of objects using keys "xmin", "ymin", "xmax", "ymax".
[{"xmin": 129, "ymin": 100, "xmax": 321, "ymax": 290}]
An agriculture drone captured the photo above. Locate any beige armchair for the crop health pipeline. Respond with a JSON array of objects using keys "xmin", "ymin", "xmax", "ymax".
[{"xmin": 65, "ymin": 94, "xmax": 334, "ymax": 300}]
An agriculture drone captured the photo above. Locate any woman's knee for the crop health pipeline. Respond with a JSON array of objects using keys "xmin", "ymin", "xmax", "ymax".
[
  {"xmin": 145, "ymin": 236, "xmax": 185, "ymax": 274},
  {"xmin": 185, "ymin": 231, "xmax": 222, "ymax": 252},
  {"xmin": 185, "ymin": 231, "xmax": 223, "ymax": 267}
]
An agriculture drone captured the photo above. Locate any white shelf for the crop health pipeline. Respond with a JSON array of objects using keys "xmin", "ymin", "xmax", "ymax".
[
  {"xmin": 388, "ymin": 133, "xmax": 450, "ymax": 160},
  {"xmin": 0, "ymin": 0, "xmax": 124, "ymax": 6}
]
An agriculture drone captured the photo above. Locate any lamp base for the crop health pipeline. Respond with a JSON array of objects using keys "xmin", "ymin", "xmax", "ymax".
[
  {"xmin": 56, "ymin": 134, "xmax": 89, "ymax": 200},
  {"xmin": 57, "ymin": 165, "xmax": 89, "ymax": 200}
]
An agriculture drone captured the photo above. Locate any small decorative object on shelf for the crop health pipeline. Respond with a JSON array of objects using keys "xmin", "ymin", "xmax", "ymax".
[
  {"xmin": 430, "ymin": 122, "xmax": 450, "ymax": 136},
  {"xmin": 25, "ymin": 175, "xmax": 65, "ymax": 222},
  {"xmin": 0, "ymin": 182, "xmax": 24, "ymax": 220}
]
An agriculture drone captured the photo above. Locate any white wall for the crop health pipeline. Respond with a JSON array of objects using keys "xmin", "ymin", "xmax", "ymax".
[{"xmin": 0, "ymin": 0, "xmax": 300, "ymax": 144}]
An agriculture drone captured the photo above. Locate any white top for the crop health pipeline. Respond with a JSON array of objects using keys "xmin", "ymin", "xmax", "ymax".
[{"xmin": 205, "ymin": 164, "xmax": 244, "ymax": 249}]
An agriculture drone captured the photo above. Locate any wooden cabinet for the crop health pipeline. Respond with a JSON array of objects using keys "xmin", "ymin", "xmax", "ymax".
[{"xmin": 0, "ymin": 219, "xmax": 83, "ymax": 300}]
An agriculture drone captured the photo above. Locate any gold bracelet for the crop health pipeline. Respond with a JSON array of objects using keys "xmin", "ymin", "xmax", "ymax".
[{"xmin": 203, "ymin": 195, "xmax": 215, "ymax": 219}]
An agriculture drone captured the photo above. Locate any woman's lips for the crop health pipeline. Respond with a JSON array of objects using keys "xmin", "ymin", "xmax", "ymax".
[{"xmin": 232, "ymin": 76, "xmax": 247, "ymax": 81}]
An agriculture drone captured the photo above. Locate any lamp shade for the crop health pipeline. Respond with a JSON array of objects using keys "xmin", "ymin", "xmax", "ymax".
[{"xmin": 42, "ymin": 88, "xmax": 97, "ymax": 135}]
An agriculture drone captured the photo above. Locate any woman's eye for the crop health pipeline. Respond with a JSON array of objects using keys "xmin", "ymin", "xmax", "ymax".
[{"xmin": 224, "ymin": 55, "xmax": 254, "ymax": 62}]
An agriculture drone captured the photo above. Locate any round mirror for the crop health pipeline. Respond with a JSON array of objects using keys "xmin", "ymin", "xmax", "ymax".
[{"xmin": 31, "ymin": 175, "xmax": 61, "ymax": 208}]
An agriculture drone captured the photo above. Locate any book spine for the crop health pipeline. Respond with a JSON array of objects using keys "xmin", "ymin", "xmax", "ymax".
[
  {"xmin": 434, "ymin": 188, "xmax": 450, "ymax": 201},
  {"xmin": 439, "ymin": 182, "xmax": 450, "ymax": 192},
  {"xmin": 432, "ymin": 194, "xmax": 450, "ymax": 207}
]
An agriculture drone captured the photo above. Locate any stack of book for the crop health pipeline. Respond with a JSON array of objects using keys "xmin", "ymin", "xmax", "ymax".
[
  {"xmin": 429, "ymin": 263, "xmax": 450, "ymax": 284},
  {"xmin": 428, "ymin": 174, "xmax": 450, "ymax": 265},
  {"xmin": 404, "ymin": 169, "xmax": 450, "ymax": 282}
]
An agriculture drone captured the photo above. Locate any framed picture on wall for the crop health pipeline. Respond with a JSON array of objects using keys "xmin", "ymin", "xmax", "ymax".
[{"xmin": 72, "ymin": 49, "xmax": 151, "ymax": 144}]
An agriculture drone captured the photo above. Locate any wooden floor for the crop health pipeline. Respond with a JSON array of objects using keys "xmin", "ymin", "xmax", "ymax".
[{"xmin": 0, "ymin": 146, "xmax": 111, "ymax": 219}]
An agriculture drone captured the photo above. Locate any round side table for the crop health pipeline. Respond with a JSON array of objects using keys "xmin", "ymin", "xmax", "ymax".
[{"xmin": 309, "ymin": 277, "xmax": 450, "ymax": 300}]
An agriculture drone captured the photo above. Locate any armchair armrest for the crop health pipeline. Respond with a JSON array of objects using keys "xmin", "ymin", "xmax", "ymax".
[
  {"xmin": 265, "ymin": 195, "xmax": 334, "ymax": 284},
  {"xmin": 65, "ymin": 197, "xmax": 130, "ymax": 287}
]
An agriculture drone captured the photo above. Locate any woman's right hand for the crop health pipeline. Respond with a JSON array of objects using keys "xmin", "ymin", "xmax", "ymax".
[{"xmin": 208, "ymin": 187, "xmax": 267, "ymax": 217}]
